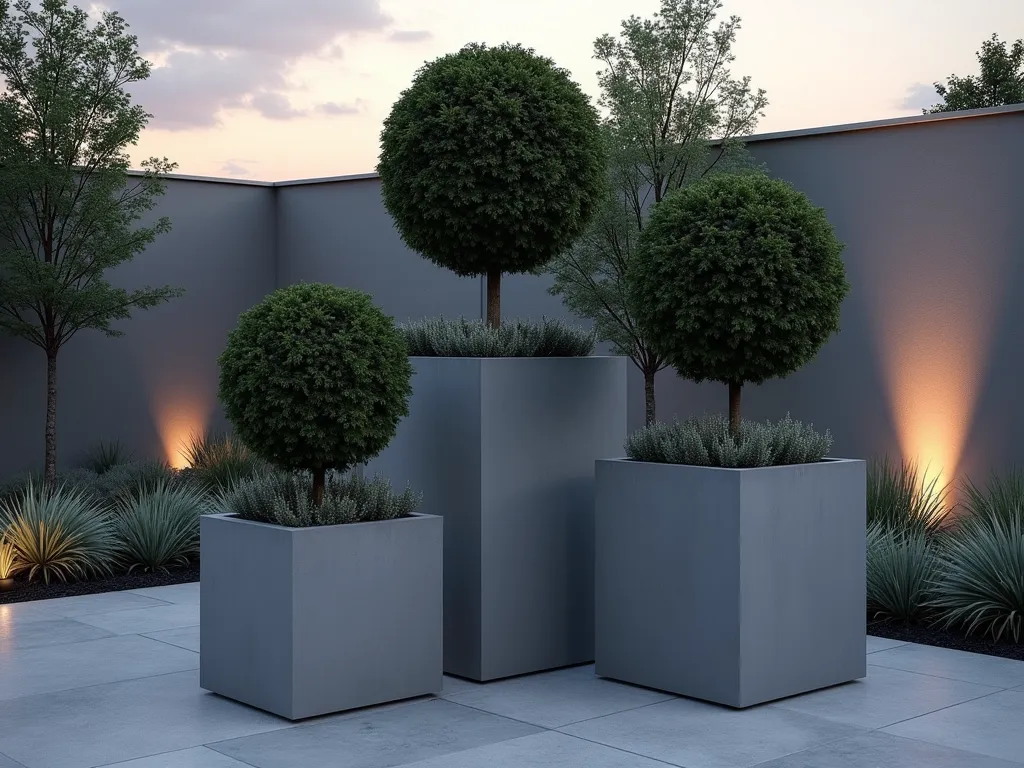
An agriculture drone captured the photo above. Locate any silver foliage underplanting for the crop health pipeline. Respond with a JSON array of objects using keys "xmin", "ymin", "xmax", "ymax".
[
  {"xmin": 114, "ymin": 480, "xmax": 211, "ymax": 573},
  {"xmin": 929, "ymin": 517, "xmax": 1024, "ymax": 643},
  {"xmin": 624, "ymin": 413, "xmax": 832, "ymax": 468},
  {"xmin": 0, "ymin": 481, "xmax": 118, "ymax": 584},
  {"xmin": 221, "ymin": 471, "xmax": 421, "ymax": 528},
  {"xmin": 402, "ymin": 317, "xmax": 595, "ymax": 357},
  {"xmin": 866, "ymin": 523, "xmax": 939, "ymax": 622}
]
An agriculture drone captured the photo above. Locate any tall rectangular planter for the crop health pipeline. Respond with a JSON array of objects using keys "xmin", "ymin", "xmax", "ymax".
[
  {"xmin": 595, "ymin": 458, "xmax": 866, "ymax": 708},
  {"xmin": 200, "ymin": 512, "xmax": 443, "ymax": 720},
  {"xmin": 369, "ymin": 356, "xmax": 628, "ymax": 681}
]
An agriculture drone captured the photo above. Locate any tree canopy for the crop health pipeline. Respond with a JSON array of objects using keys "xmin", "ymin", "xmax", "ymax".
[
  {"xmin": 629, "ymin": 173, "xmax": 848, "ymax": 431},
  {"xmin": 928, "ymin": 33, "xmax": 1024, "ymax": 112},
  {"xmin": 0, "ymin": 0, "xmax": 180, "ymax": 486},
  {"xmin": 378, "ymin": 42, "xmax": 607, "ymax": 327},
  {"xmin": 546, "ymin": 0, "xmax": 767, "ymax": 423},
  {"xmin": 218, "ymin": 283, "xmax": 413, "ymax": 504}
]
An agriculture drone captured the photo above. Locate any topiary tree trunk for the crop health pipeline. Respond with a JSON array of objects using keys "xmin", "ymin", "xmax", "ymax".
[
  {"xmin": 644, "ymin": 368, "xmax": 657, "ymax": 426},
  {"xmin": 729, "ymin": 382, "xmax": 742, "ymax": 436},
  {"xmin": 486, "ymin": 268, "xmax": 501, "ymax": 328},
  {"xmin": 312, "ymin": 467, "xmax": 326, "ymax": 506}
]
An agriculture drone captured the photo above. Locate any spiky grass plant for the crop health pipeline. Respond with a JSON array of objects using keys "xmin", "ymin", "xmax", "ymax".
[
  {"xmin": 866, "ymin": 456, "xmax": 948, "ymax": 535},
  {"xmin": 866, "ymin": 523, "xmax": 939, "ymax": 622},
  {"xmin": 97, "ymin": 461, "xmax": 178, "ymax": 504},
  {"xmin": 929, "ymin": 517, "xmax": 1024, "ymax": 643},
  {"xmin": 114, "ymin": 481, "xmax": 209, "ymax": 573},
  {"xmin": 403, "ymin": 316, "xmax": 595, "ymax": 357},
  {"xmin": 959, "ymin": 470, "xmax": 1024, "ymax": 533},
  {"xmin": 0, "ymin": 481, "xmax": 117, "ymax": 584},
  {"xmin": 624, "ymin": 413, "xmax": 831, "ymax": 468},
  {"xmin": 222, "ymin": 471, "xmax": 421, "ymax": 528},
  {"xmin": 1, "ymin": 468, "xmax": 105, "ymax": 506},
  {"xmin": 83, "ymin": 439, "xmax": 130, "ymax": 474},
  {"xmin": 0, "ymin": 536, "xmax": 20, "ymax": 580},
  {"xmin": 180, "ymin": 431, "xmax": 266, "ymax": 493}
]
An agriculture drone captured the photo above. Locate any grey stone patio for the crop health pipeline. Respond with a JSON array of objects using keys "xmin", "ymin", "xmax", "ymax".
[{"xmin": 0, "ymin": 583, "xmax": 1022, "ymax": 768}]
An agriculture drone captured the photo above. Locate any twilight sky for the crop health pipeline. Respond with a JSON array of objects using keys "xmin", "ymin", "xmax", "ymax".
[{"xmin": 91, "ymin": 0, "xmax": 1022, "ymax": 181}]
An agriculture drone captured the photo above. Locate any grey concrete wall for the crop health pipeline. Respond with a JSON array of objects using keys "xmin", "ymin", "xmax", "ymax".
[
  {"xmin": 275, "ymin": 176, "xmax": 481, "ymax": 323},
  {"xmin": 284, "ymin": 110, "xmax": 1024, "ymax": 485},
  {"xmin": 654, "ymin": 109, "xmax": 1024, "ymax": 484},
  {"xmin": 3, "ymin": 108, "xmax": 1021, "ymax": 484},
  {"xmin": 0, "ymin": 177, "xmax": 276, "ymax": 477}
]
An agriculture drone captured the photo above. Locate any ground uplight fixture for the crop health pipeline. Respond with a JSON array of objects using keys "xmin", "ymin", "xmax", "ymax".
[{"xmin": 0, "ymin": 537, "xmax": 18, "ymax": 591}]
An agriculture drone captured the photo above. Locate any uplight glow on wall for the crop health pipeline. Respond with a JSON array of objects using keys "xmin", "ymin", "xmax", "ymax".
[
  {"xmin": 151, "ymin": 393, "xmax": 212, "ymax": 469},
  {"xmin": 864, "ymin": 224, "xmax": 1009, "ymax": 491}
]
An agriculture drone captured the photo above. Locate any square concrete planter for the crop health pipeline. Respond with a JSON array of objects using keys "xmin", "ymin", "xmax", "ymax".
[
  {"xmin": 199, "ymin": 512, "xmax": 443, "ymax": 720},
  {"xmin": 595, "ymin": 457, "xmax": 866, "ymax": 708},
  {"xmin": 369, "ymin": 356, "xmax": 627, "ymax": 681}
]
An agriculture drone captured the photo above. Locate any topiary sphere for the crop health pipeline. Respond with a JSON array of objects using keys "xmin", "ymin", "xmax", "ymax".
[
  {"xmin": 630, "ymin": 173, "xmax": 849, "ymax": 388},
  {"xmin": 218, "ymin": 284, "xmax": 413, "ymax": 476},
  {"xmin": 378, "ymin": 42, "xmax": 607, "ymax": 278}
]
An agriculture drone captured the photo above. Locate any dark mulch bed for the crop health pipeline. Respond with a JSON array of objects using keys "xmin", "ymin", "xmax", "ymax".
[
  {"xmin": 0, "ymin": 562, "xmax": 200, "ymax": 605},
  {"xmin": 869, "ymin": 617, "xmax": 1024, "ymax": 661}
]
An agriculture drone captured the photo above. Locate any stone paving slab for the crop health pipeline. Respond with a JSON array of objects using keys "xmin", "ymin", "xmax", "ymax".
[
  {"xmin": 0, "ymin": 584, "xmax": 1021, "ymax": 768},
  {"xmin": 881, "ymin": 689, "xmax": 1024, "ymax": 764},
  {"xmin": 866, "ymin": 642, "xmax": 1024, "ymax": 688},
  {"xmin": 770, "ymin": 663, "xmax": 1000, "ymax": 729}
]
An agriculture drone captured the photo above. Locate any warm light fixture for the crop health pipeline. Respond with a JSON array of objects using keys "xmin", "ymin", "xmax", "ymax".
[{"xmin": 0, "ymin": 537, "xmax": 18, "ymax": 589}]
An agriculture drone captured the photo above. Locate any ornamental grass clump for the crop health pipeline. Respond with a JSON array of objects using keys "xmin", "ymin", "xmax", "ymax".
[
  {"xmin": 83, "ymin": 439, "xmax": 131, "ymax": 474},
  {"xmin": 629, "ymin": 173, "xmax": 848, "ymax": 434},
  {"xmin": 624, "ymin": 413, "xmax": 830, "ymax": 468},
  {"xmin": 114, "ymin": 480, "xmax": 210, "ymax": 573},
  {"xmin": 929, "ymin": 517, "xmax": 1024, "ymax": 643},
  {"xmin": 1, "ymin": 468, "xmax": 103, "ymax": 506},
  {"xmin": 222, "ymin": 471, "xmax": 420, "ymax": 528},
  {"xmin": 218, "ymin": 283, "xmax": 414, "ymax": 514},
  {"xmin": 867, "ymin": 456, "xmax": 948, "ymax": 535},
  {"xmin": 379, "ymin": 42, "xmax": 606, "ymax": 328},
  {"xmin": 958, "ymin": 470, "xmax": 1024, "ymax": 533},
  {"xmin": 0, "ymin": 481, "xmax": 117, "ymax": 584},
  {"xmin": 403, "ymin": 317, "xmax": 595, "ymax": 358},
  {"xmin": 866, "ymin": 523, "xmax": 939, "ymax": 622},
  {"xmin": 179, "ymin": 431, "xmax": 266, "ymax": 493},
  {"xmin": 96, "ymin": 460, "xmax": 179, "ymax": 503}
]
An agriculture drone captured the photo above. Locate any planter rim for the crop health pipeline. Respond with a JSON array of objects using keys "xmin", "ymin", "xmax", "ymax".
[
  {"xmin": 204, "ymin": 511, "xmax": 440, "ymax": 532},
  {"xmin": 598, "ymin": 457, "xmax": 862, "ymax": 472}
]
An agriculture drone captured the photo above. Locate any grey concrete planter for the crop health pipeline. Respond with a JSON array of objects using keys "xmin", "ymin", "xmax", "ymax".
[
  {"xmin": 369, "ymin": 356, "xmax": 628, "ymax": 681},
  {"xmin": 594, "ymin": 457, "xmax": 866, "ymax": 708},
  {"xmin": 199, "ymin": 512, "xmax": 443, "ymax": 720}
]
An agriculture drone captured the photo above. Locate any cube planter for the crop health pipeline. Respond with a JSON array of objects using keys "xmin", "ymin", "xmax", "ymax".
[
  {"xmin": 595, "ymin": 457, "xmax": 866, "ymax": 708},
  {"xmin": 199, "ymin": 512, "xmax": 443, "ymax": 720},
  {"xmin": 369, "ymin": 356, "xmax": 628, "ymax": 681}
]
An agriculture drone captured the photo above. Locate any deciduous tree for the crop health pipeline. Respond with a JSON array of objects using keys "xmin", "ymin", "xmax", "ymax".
[
  {"xmin": 928, "ymin": 33, "xmax": 1024, "ymax": 112},
  {"xmin": 547, "ymin": 0, "xmax": 767, "ymax": 423},
  {"xmin": 0, "ymin": 0, "xmax": 180, "ymax": 487}
]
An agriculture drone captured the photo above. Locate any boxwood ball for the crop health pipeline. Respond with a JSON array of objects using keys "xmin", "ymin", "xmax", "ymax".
[
  {"xmin": 217, "ymin": 283, "xmax": 413, "ymax": 473},
  {"xmin": 378, "ymin": 42, "xmax": 606, "ymax": 277},
  {"xmin": 629, "ymin": 173, "xmax": 849, "ymax": 387}
]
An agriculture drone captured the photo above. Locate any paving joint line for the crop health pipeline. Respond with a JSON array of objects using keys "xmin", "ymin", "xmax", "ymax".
[
  {"xmin": 0, "ymin": 666, "xmax": 199, "ymax": 705},
  {"xmin": 873, "ymin": 687, "xmax": 1011, "ymax": 730},
  {"xmin": 866, "ymin": 661, "xmax": 1017, "ymax": 690}
]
